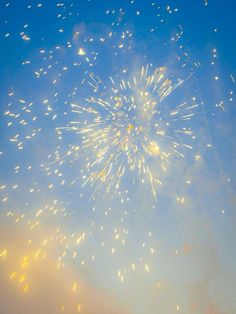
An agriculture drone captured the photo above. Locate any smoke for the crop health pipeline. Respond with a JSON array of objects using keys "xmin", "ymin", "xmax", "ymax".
[{"xmin": 0, "ymin": 222, "xmax": 130, "ymax": 314}]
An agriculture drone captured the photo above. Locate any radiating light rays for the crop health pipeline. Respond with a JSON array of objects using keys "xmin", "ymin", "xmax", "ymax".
[{"xmin": 55, "ymin": 65, "xmax": 198, "ymax": 201}]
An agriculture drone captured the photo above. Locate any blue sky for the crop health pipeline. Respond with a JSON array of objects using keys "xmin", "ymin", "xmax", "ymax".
[{"xmin": 0, "ymin": 1, "xmax": 236, "ymax": 313}]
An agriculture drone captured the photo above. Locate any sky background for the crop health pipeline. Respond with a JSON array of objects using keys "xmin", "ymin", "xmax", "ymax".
[{"xmin": 0, "ymin": 1, "xmax": 236, "ymax": 314}]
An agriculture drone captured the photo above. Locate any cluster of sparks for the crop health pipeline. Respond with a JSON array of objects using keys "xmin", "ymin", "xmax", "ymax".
[
  {"xmin": 0, "ymin": 0, "xmax": 235, "ymax": 313},
  {"xmin": 55, "ymin": 65, "xmax": 196, "ymax": 200}
]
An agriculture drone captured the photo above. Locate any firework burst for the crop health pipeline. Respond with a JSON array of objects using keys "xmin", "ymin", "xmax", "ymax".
[{"xmin": 56, "ymin": 65, "xmax": 197, "ymax": 200}]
